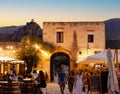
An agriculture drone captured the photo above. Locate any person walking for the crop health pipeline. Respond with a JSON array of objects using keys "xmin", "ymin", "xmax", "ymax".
[
  {"xmin": 58, "ymin": 68, "xmax": 66, "ymax": 94},
  {"xmin": 76, "ymin": 70, "xmax": 83, "ymax": 94},
  {"xmin": 66, "ymin": 70, "xmax": 75, "ymax": 94}
]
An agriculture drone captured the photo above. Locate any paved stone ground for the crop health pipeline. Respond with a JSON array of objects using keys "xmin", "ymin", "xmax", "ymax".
[{"xmin": 41, "ymin": 82, "xmax": 99, "ymax": 94}]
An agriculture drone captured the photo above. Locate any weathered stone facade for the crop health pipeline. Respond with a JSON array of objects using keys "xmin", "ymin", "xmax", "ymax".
[
  {"xmin": 0, "ymin": 22, "xmax": 105, "ymax": 82},
  {"xmin": 43, "ymin": 22, "xmax": 105, "ymax": 79},
  {"xmin": 43, "ymin": 22, "xmax": 105, "ymax": 51}
]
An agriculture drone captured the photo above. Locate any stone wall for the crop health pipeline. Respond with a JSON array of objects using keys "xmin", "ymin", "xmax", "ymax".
[
  {"xmin": 43, "ymin": 22, "xmax": 105, "ymax": 77},
  {"xmin": 43, "ymin": 22, "xmax": 105, "ymax": 56}
]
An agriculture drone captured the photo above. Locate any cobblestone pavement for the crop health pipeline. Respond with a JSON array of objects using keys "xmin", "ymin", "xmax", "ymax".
[{"xmin": 42, "ymin": 82, "xmax": 100, "ymax": 94}]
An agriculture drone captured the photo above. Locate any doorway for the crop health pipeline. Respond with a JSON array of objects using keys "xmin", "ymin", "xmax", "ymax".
[{"xmin": 50, "ymin": 52, "xmax": 70, "ymax": 82}]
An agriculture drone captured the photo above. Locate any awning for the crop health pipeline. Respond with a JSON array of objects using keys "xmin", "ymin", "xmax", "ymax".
[
  {"xmin": 8, "ymin": 60, "xmax": 24, "ymax": 64},
  {"xmin": 77, "ymin": 52, "xmax": 120, "ymax": 64},
  {"xmin": 0, "ymin": 56, "xmax": 24, "ymax": 64},
  {"xmin": 0, "ymin": 56, "xmax": 15, "ymax": 62}
]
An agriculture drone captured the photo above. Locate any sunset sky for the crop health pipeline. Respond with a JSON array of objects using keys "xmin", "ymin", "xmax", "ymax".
[{"xmin": 0, "ymin": 0, "xmax": 120, "ymax": 27}]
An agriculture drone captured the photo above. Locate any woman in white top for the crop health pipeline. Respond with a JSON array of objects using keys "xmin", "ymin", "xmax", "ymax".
[
  {"xmin": 31, "ymin": 70, "xmax": 38, "ymax": 84},
  {"xmin": 76, "ymin": 70, "xmax": 83, "ymax": 94}
]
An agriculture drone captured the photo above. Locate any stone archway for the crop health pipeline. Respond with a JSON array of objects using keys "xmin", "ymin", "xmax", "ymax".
[{"xmin": 50, "ymin": 52, "xmax": 70, "ymax": 82}]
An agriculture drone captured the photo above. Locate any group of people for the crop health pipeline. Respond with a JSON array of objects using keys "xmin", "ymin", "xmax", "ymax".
[
  {"xmin": 57, "ymin": 65, "xmax": 113, "ymax": 94},
  {"xmin": 7, "ymin": 67, "xmax": 18, "ymax": 82},
  {"xmin": 31, "ymin": 66, "xmax": 119, "ymax": 94},
  {"xmin": 58, "ymin": 68, "xmax": 83, "ymax": 94},
  {"xmin": 21, "ymin": 70, "xmax": 47, "ymax": 94},
  {"xmin": 0, "ymin": 67, "xmax": 47, "ymax": 94},
  {"xmin": 1, "ymin": 65, "xmax": 119, "ymax": 94}
]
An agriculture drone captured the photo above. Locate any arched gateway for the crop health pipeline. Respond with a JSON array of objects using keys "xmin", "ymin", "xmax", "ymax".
[{"xmin": 50, "ymin": 52, "xmax": 70, "ymax": 82}]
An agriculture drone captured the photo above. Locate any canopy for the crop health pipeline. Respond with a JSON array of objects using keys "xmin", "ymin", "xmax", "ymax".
[
  {"xmin": 76, "ymin": 54, "xmax": 106, "ymax": 65},
  {"xmin": 87, "ymin": 52, "xmax": 108, "ymax": 60},
  {"xmin": 107, "ymin": 49, "xmax": 119, "ymax": 93},
  {"xmin": 0, "ymin": 56, "xmax": 24, "ymax": 64},
  {"xmin": 8, "ymin": 60, "xmax": 24, "ymax": 64},
  {"xmin": 76, "ymin": 52, "xmax": 107, "ymax": 64},
  {"xmin": 77, "ymin": 52, "xmax": 120, "ymax": 64},
  {"xmin": 0, "ymin": 56, "xmax": 15, "ymax": 62},
  {"xmin": 87, "ymin": 52, "xmax": 120, "ymax": 61},
  {"xmin": 77, "ymin": 58, "xmax": 105, "ymax": 64}
]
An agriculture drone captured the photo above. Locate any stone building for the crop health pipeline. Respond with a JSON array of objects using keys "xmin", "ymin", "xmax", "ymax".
[
  {"xmin": 0, "ymin": 21, "xmax": 105, "ymax": 82},
  {"xmin": 43, "ymin": 22, "xmax": 105, "ymax": 81}
]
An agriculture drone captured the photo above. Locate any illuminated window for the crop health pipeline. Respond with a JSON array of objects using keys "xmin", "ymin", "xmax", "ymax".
[{"xmin": 56, "ymin": 32, "xmax": 64, "ymax": 43}]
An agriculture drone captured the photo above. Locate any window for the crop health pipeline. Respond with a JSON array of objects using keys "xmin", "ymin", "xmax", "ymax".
[
  {"xmin": 94, "ymin": 51, "xmax": 101, "ymax": 54},
  {"xmin": 88, "ymin": 34, "xmax": 94, "ymax": 43},
  {"xmin": 79, "ymin": 51, "xmax": 82, "ymax": 55},
  {"xmin": 56, "ymin": 32, "xmax": 64, "ymax": 43}
]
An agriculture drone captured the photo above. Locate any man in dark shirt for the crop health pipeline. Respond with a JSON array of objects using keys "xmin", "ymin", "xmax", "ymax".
[
  {"xmin": 58, "ymin": 68, "xmax": 66, "ymax": 94},
  {"xmin": 24, "ymin": 71, "xmax": 32, "ymax": 78}
]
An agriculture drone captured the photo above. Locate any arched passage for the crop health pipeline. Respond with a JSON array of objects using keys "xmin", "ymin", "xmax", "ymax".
[{"xmin": 50, "ymin": 52, "xmax": 70, "ymax": 82}]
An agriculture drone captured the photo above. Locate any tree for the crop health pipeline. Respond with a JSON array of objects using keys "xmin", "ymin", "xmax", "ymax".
[
  {"xmin": 16, "ymin": 35, "xmax": 41, "ymax": 72},
  {"xmin": 42, "ymin": 42, "xmax": 55, "ymax": 53},
  {"xmin": 16, "ymin": 35, "xmax": 55, "ymax": 73}
]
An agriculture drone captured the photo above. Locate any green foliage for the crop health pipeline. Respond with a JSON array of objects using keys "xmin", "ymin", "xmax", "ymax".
[
  {"xmin": 16, "ymin": 35, "xmax": 41, "ymax": 71},
  {"xmin": 42, "ymin": 42, "xmax": 55, "ymax": 53},
  {"xmin": 16, "ymin": 35, "xmax": 55, "ymax": 72}
]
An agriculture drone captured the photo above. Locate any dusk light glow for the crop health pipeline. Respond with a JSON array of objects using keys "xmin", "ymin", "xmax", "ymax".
[{"xmin": 0, "ymin": 0, "xmax": 119, "ymax": 27}]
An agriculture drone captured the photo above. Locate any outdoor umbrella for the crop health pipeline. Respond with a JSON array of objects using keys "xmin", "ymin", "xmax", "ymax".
[{"xmin": 107, "ymin": 48, "xmax": 119, "ymax": 93}]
